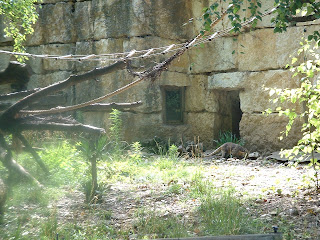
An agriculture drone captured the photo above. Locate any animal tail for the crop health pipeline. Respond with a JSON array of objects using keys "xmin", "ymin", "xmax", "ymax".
[{"xmin": 205, "ymin": 145, "xmax": 222, "ymax": 157}]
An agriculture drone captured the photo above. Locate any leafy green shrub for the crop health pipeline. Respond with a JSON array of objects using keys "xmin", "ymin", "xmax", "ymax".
[
  {"xmin": 109, "ymin": 109, "xmax": 124, "ymax": 154},
  {"xmin": 129, "ymin": 141, "xmax": 143, "ymax": 164}
]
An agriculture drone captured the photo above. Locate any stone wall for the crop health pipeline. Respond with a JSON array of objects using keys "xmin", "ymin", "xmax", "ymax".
[{"xmin": 1, "ymin": 0, "xmax": 319, "ymax": 152}]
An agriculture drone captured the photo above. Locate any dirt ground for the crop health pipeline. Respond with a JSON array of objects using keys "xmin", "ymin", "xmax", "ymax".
[{"xmin": 54, "ymin": 157, "xmax": 320, "ymax": 239}]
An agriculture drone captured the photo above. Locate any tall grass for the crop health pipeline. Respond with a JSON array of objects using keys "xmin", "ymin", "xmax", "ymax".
[
  {"xmin": 214, "ymin": 131, "xmax": 245, "ymax": 147},
  {"xmin": 0, "ymin": 133, "xmax": 266, "ymax": 240}
]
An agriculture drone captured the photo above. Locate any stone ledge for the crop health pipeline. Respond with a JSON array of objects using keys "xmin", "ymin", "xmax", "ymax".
[{"xmin": 208, "ymin": 72, "xmax": 246, "ymax": 90}]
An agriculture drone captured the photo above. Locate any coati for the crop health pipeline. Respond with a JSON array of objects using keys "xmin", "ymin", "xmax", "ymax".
[{"xmin": 205, "ymin": 142, "xmax": 249, "ymax": 159}]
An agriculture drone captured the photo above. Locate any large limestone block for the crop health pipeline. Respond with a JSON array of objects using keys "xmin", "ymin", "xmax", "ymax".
[
  {"xmin": 185, "ymin": 74, "xmax": 219, "ymax": 113},
  {"xmin": 255, "ymin": 1, "xmax": 276, "ymax": 29},
  {"xmin": 74, "ymin": 1, "xmax": 93, "ymax": 41},
  {"xmin": 82, "ymin": 112, "xmax": 107, "ymax": 129},
  {"xmin": 238, "ymin": 28, "xmax": 277, "ymax": 71},
  {"xmin": 93, "ymin": 0, "xmax": 193, "ymax": 40},
  {"xmin": 240, "ymin": 113, "xmax": 302, "ymax": 152},
  {"xmin": 0, "ymin": 46, "xmax": 12, "ymax": 72},
  {"xmin": 41, "ymin": 2, "xmax": 76, "ymax": 44},
  {"xmin": 93, "ymin": 0, "xmax": 152, "ymax": 40},
  {"xmin": 42, "ymin": 44, "xmax": 75, "ymax": 71},
  {"xmin": 208, "ymin": 72, "xmax": 247, "ymax": 90},
  {"xmin": 122, "ymin": 36, "xmax": 190, "ymax": 73},
  {"xmin": 28, "ymin": 71, "xmax": 71, "ymax": 89},
  {"xmin": 238, "ymin": 26, "xmax": 307, "ymax": 71},
  {"xmin": 150, "ymin": 0, "xmax": 193, "ymax": 40},
  {"xmin": 75, "ymin": 41, "xmax": 96, "ymax": 72},
  {"xmin": 98, "ymin": 70, "xmax": 160, "ymax": 113},
  {"xmin": 159, "ymin": 71, "xmax": 191, "ymax": 87},
  {"xmin": 189, "ymin": 36, "xmax": 237, "ymax": 73},
  {"xmin": 240, "ymin": 70, "xmax": 302, "ymax": 113},
  {"xmin": 119, "ymin": 113, "xmax": 163, "ymax": 143},
  {"xmin": 25, "ymin": 5, "xmax": 43, "ymax": 46},
  {"xmin": 276, "ymin": 26, "xmax": 308, "ymax": 68},
  {"xmin": 185, "ymin": 75, "xmax": 207, "ymax": 112},
  {"xmin": 25, "ymin": 46, "xmax": 43, "ymax": 74},
  {"xmin": 95, "ymin": 38, "xmax": 124, "ymax": 60},
  {"xmin": 186, "ymin": 112, "xmax": 220, "ymax": 147}
]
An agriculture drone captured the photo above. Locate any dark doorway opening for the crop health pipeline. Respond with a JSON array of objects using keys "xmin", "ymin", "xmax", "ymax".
[
  {"xmin": 219, "ymin": 90, "xmax": 242, "ymax": 138},
  {"xmin": 230, "ymin": 91, "xmax": 242, "ymax": 138}
]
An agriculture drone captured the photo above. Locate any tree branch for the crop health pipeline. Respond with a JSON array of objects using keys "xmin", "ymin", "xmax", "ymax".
[
  {"xmin": 16, "ymin": 122, "xmax": 106, "ymax": 135},
  {"xmin": 287, "ymin": 15, "xmax": 318, "ymax": 23},
  {"xmin": 0, "ymin": 61, "xmax": 126, "ymax": 123},
  {"xmin": 15, "ymin": 132, "xmax": 49, "ymax": 174},
  {"xmin": 0, "ymin": 134, "xmax": 42, "ymax": 187},
  {"xmin": 76, "ymin": 101, "xmax": 143, "ymax": 112}
]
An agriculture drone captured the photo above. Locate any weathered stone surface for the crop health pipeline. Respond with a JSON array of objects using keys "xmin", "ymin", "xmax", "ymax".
[
  {"xmin": 28, "ymin": 71, "xmax": 71, "ymax": 89},
  {"xmin": 93, "ymin": 0, "xmax": 151, "ymax": 40},
  {"xmin": 95, "ymin": 38, "xmax": 124, "ymax": 58},
  {"xmin": 208, "ymin": 72, "xmax": 247, "ymax": 90},
  {"xmin": 186, "ymin": 112, "xmax": 220, "ymax": 147},
  {"xmin": 240, "ymin": 70, "xmax": 302, "ymax": 113},
  {"xmin": 238, "ymin": 28, "xmax": 277, "ymax": 71},
  {"xmin": 238, "ymin": 26, "xmax": 307, "ymax": 71},
  {"xmin": 256, "ymin": 1, "xmax": 277, "ymax": 28},
  {"xmin": 25, "ymin": 46, "xmax": 43, "ymax": 74},
  {"xmin": 185, "ymin": 75, "xmax": 207, "ymax": 112},
  {"xmin": 75, "ymin": 41, "xmax": 96, "ymax": 72},
  {"xmin": 102, "ymin": 111, "xmax": 191, "ymax": 145},
  {"xmin": 189, "ymin": 36, "xmax": 237, "ymax": 73},
  {"xmin": 159, "ymin": 71, "xmax": 191, "ymax": 87},
  {"xmin": 25, "ymin": 5, "xmax": 43, "ymax": 46},
  {"xmin": 74, "ymin": 1, "xmax": 93, "ymax": 41},
  {"xmin": 185, "ymin": 74, "xmax": 219, "ymax": 113},
  {"xmin": 122, "ymin": 36, "xmax": 190, "ymax": 73},
  {"xmin": 40, "ymin": 2, "xmax": 76, "ymax": 44},
  {"xmin": 240, "ymin": 113, "xmax": 302, "ymax": 152},
  {"xmin": 0, "ymin": 47, "xmax": 12, "ymax": 72},
  {"xmin": 42, "ymin": 44, "xmax": 75, "ymax": 71},
  {"xmin": 151, "ymin": 0, "xmax": 193, "ymax": 40}
]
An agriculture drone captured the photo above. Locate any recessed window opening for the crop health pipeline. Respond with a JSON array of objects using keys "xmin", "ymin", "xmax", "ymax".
[{"xmin": 163, "ymin": 87, "xmax": 184, "ymax": 124}]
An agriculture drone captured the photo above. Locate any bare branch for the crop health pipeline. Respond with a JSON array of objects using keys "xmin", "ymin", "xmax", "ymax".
[
  {"xmin": 76, "ymin": 101, "xmax": 143, "ymax": 112},
  {"xmin": 0, "ymin": 88, "xmax": 39, "ymax": 101},
  {"xmin": 0, "ymin": 61, "xmax": 126, "ymax": 123},
  {"xmin": 0, "ymin": 134, "xmax": 42, "ymax": 187},
  {"xmin": 287, "ymin": 15, "xmax": 318, "ymax": 23},
  {"xmin": 15, "ymin": 132, "xmax": 49, "ymax": 174}
]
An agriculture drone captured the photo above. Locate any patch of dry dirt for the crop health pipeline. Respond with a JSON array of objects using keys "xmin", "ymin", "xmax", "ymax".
[{"xmin": 54, "ymin": 158, "xmax": 320, "ymax": 239}]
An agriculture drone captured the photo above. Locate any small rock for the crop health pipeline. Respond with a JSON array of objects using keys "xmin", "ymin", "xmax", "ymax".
[
  {"xmin": 289, "ymin": 207, "xmax": 299, "ymax": 216},
  {"xmin": 129, "ymin": 234, "xmax": 138, "ymax": 240},
  {"xmin": 260, "ymin": 213, "xmax": 272, "ymax": 221},
  {"xmin": 255, "ymin": 199, "xmax": 266, "ymax": 204},
  {"xmin": 248, "ymin": 152, "xmax": 260, "ymax": 159},
  {"xmin": 270, "ymin": 210, "xmax": 278, "ymax": 216}
]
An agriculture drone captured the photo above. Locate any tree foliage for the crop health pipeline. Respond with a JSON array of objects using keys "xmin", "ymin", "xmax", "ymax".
[
  {"xmin": 0, "ymin": 0, "xmax": 40, "ymax": 62},
  {"xmin": 266, "ymin": 39, "xmax": 320, "ymax": 190},
  {"xmin": 202, "ymin": 0, "xmax": 320, "ymax": 42}
]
